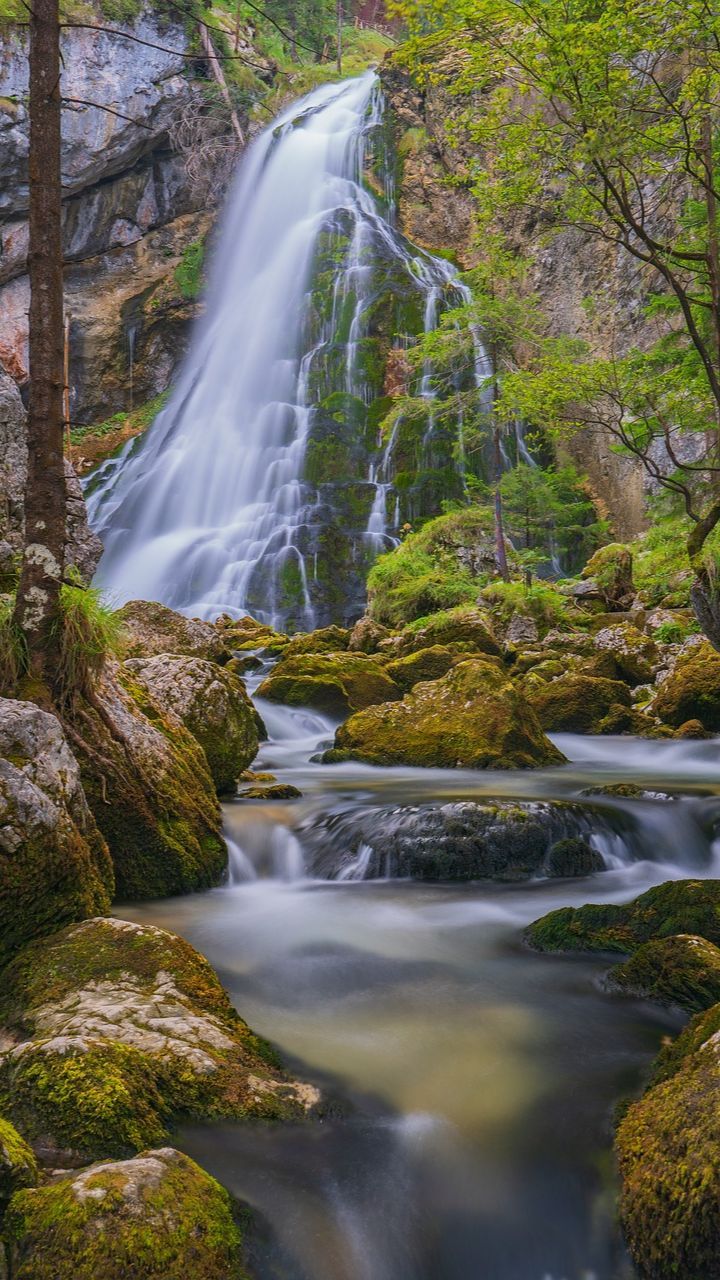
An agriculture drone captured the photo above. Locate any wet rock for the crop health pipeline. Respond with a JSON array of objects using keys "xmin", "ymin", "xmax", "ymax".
[
  {"xmin": 329, "ymin": 659, "xmax": 565, "ymax": 769},
  {"xmin": 123, "ymin": 656, "xmax": 258, "ymax": 794},
  {"xmin": 606, "ymin": 934, "xmax": 720, "ymax": 1012},
  {"xmin": 397, "ymin": 607, "xmax": 501, "ymax": 658},
  {"xmin": 70, "ymin": 663, "xmax": 226, "ymax": 900},
  {"xmin": 281, "ymin": 626, "xmax": 350, "ymax": 658},
  {"xmin": 545, "ymin": 837, "xmax": 604, "ymax": 878},
  {"xmin": 5, "ymin": 1147, "xmax": 244, "ymax": 1280},
  {"xmin": 347, "ymin": 617, "xmax": 390, "ymax": 653},
  {"xmin": 300, "ymin": 800, "xmax": 602, "ymax": 881},
  {"xmin": 595, "ymin": 703, "xmax": 669, "ymax": 737},
  {"xmin": 527, "ymin": 879, "xmax": 720, "ymax": 954},
  {"xmin": 675, "ymin": 718, "xmax": 712, "ymax": 739},
  {"xmin": 257, "ymin": 652, "xmax": 401, "ymax": 716},
  {"xmin": 652, "ymin": 639, "xmax": 720, "ymax": 732},
  {"xmin": 238, "ymin": 783, "xmax": 302, "ymax": 800},
  {"xmin": 386, "ymin": 644, "xmax": 456, "ymax": 692},
  {"xmin": 0, "ymin": 918, "xmax": 320, "ymax": 1162},
  {"xmin": 528, "ymin": 673, "xmax": 632, "ymax": 733},
  {"xmin": 117, "ymin": 600, "xmax": 230, "ymax": 664},
  {"xmin": 0, "ymin": 698, "xmax": 112, "ymax": 967}
]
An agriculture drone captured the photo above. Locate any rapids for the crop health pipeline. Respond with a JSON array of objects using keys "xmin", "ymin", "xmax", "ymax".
[{"xmin": 123, "ymin": 664, "xmax": 720, "ymax": 1280}]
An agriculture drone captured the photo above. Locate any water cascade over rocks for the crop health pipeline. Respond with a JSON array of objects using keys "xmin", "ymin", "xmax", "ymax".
[{"xmin": 87, "ymin": 72, "xmax": 479, "ymax": 629}]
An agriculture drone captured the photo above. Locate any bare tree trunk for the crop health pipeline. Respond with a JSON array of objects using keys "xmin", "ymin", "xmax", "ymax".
[
  {"xmin": 688, "ymin": 498, "xmax": 720, "ymax": 650},
  {"xmin": 13, "ymin": 0, "xmax": 66, "ymax": 690},
  {"xmin": 337, "ymin": 0, "xmax": 342, "ymax": 74},
  {"xmin": 493, "ymin": 422, "xmax": 510, "ymax": 582},
  {"xmin": 198, "ymin": 24, "xmax": 245, "ymax": 146}
]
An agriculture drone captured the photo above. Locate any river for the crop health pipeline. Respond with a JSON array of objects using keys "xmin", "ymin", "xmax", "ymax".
[{"xmin": 122, "ymin": 667, "xmax": 719, "ymax": 1280}]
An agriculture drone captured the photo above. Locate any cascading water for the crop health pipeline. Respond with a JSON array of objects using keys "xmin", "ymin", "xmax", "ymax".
[{"xmin": 86, "ymin": 72, "xmax": 475, "ymax": 629}]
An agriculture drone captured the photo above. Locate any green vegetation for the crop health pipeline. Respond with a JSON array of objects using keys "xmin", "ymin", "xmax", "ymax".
[
  {"xmin": 173, "ymin": 240, "xmax": 205, "ymax": 302},
  {"xmin": 526, "ymin": 880, "xmax": 720, "ymax": 955},
  {"xmin": 71, "ymin": 392, "xmax": 169, "ymax": 448},
  {"xmin": 55, "ymin": 578, "xmax": 125, "ymax": 707}
]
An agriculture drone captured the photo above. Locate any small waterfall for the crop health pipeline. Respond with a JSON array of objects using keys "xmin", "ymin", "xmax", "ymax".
[{"xmin": 87, "ymin": 72, "xmax": 488, "ymax": 629}]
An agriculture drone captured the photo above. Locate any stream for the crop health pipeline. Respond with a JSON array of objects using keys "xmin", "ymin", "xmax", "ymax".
[{"xmin": 123, "ymin": 664, "xmax": 720, "ymax": 1280}]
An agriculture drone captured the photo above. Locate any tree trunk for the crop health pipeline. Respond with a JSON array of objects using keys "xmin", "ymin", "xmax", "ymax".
[
  {"xmin": 687, "ymin": 498, "xmax": 720, "ymax": 651},
  {"xmin": 13, "ymin": 0, "xmax": 66, "ymax": 690},
  {"xmin": 493, "ymin": 424, "xmax": 510, "ymax": 582},
  {"xmin": 337, "ymin": 0, "xmax": 343, "ymax": 74}
]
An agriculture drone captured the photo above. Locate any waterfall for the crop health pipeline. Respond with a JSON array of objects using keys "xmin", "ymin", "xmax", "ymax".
[{"xmin": 86, "ymin": 71, "xmax": 477, "ymax": 630}]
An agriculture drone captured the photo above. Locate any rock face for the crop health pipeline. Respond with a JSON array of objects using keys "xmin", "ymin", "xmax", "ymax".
[
  {"xmin": 329, "ymin": 659, "xmax": 566, "ymax": 769},
  {"xmin": 0, "ymin": 917, "xmax": 320, "ymax": 1163},
  {"xmin": 124, "ymin": 655, "xmax": 258, "ymax": 793},
  {"xmin": 0, "ymin": 370, "xmax": 101, "ymax": 584},
  {"xmin": 70, "ymin": 663, "xmax": 226, "ymax": 900},
  {"xmin": 117, "ymin": 599, "xmax": 230, "ymax": 662},
  {"xmin": 0, "ymin": 698, "xmax": 112, "ymax": 966},
  {"xmin": 5, "ymin": 1147, "xmax": 244, "ymax": 1280},
  {"xmin": 257, "ymin": 651, "xmax": 402, "ymax": 716}
]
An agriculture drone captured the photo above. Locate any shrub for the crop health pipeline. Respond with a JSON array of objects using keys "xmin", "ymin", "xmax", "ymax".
[{"xmin": 54, "ymin": 579, "xmax": 125, "ymax": 706}]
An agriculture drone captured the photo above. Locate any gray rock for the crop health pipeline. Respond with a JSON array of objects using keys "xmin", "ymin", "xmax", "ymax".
[{"xmin": 506, "ymin": 612, "xmax": 539, "ymax": 646}]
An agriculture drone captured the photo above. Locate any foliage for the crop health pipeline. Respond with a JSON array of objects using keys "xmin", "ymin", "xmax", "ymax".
[
  {"xmin": 498, "ymin": 463, "xmax": 608, "ymax": 574},
  {"xmin": 367, "ymin": 507, "xmax": 488, "ymax": 626},
  {"xmin": 480, "ymin": 579, "xmax": 573, "ymax": 631},
  {"xmin": 53, "ymin": 577, "xmax": 125, "ymax": 706},
  {"xmin": 0, "ymin": 596, "xmax": 27, "ymax": 697},
  {"xmin": 173, "ymin": 239, "xmax": 205, "ymax": 301}
]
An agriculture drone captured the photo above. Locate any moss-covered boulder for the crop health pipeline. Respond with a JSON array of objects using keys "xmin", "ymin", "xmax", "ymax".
[
  {"xmin": 281, "ymin": 626, "xmax": 350, "ymax": 659},
  {"xmin": 117, "ymin": 601, "xmax": 230, "ymax": 663},
  {"xmin": 526, "ymin": 879, "xmax": 720, "ymax": 954},
  {"xmin": 386, "ymin": 644, "xmax": 456, "ymax": 692},
  {"xmin": 0, "ymin": 699, "xmax": 112, "ymax": 967},
  {"xmin": 347, "ymin": 617, "xmax": 390, "ymax": 653},
  {"xmin": 607, "ymin": 934, "xmax": 720, "ymax": 1012},
  {"xmin": 124, "ymin": 656, "xmax": 258, "ymax": 795},
  {"xmin": 328, "ymin": 659, "xmax": 565, "ymax": 769},
  {"xmin": 581, "ymin": 544, "xmax": 635, "ymax": 609},
  {"xmin": 5, "ymin": 1147, "xmax": 243, "ymax": 1280},
  {"xmin": 214, "ymin": 613, "xmax": 288, "ymax": 653},
  {"xmin": 545, "ymin": 837, "xmax": 604, "ymax": 878},
  {"xmin": 256, "ymin": 652, "xmax": 401, "ymax": 716},
  {"xmin": 592, "ymin": 624, "xmax": 658, "ymax": 685},
  {"xmin": 70, "ymin": 664, "xmax": 226, "ymax": 900},
  {"xmin": 397, "ymin": 607, "xmax": 501, "ymax": 658},
  {"xmin": 0, "ymin": 1119, "xmax": 36, "ymax": 1202},
  {"xmin": 653, "ymin": 640, "xmax": 720, "ymax": 731},
  {"xmin": 615, "ymin": 1006, "xmax": 720, "ymax": 1279},
  {"xmin": 0, "ymin": 918, "xmax": 319, "ymax": 1163},
  {"xmin": 528, "ymin": 673, "xmax": 632, "ymax": 733}
]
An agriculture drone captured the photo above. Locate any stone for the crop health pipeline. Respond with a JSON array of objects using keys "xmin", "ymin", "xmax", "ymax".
[
  {"xmin": 5, "ymin": 1147, "xmax": 243, "ymax": 1280},
  {"xmin": 257, "ymin": 652, "xmax": 402, "ymax": 716},
  {"xmin": 123, "ymin": 656, "xmax": 258, "ymax": 794},
  {"xmin": 581, "ymin": 543, "xmax": 635, "ymax": 609},
  {"xmin": 328, "ymin": 659, "xmax": 566, "ymax": 769},
  {"xmin": 386, "ymin": 644, "xmax": 456, "ymax": 692},
  {"xmin": 652, "ymin": 639, "xmax": 720, "ymax": 731},
  {"xmin": 526, "ymin": 879, "xmax": 720, "ymax": 954},
  {"xmin": 592, "ymin": 623, "xmax": 658, "ymax": 684},
  {"xmin": 238, "ymin": 783, "xmax": 302, "ymax": 799},
  {"xmin": 505, "ymin": 612, "xmax": 539, "ymax": 646},
  {"xmin": 528, "ymin": 673, "xmax": 632, "ymax": 733},
  {"xmin": 606, "ymin": 934, "xmax": 720, "ymax": 1012},
  {"xmin": 347, "ymin": 617, "xmax": 391, "ymax": 653},
  {"xmin": 70, "ymin": 663, "xmax": 226, "ymax": 900},
  {"xmin": 397, "ymin": 607, "xmax": 501, "ymax": 658},
  {"xmin": 0, "ymin": 918, "xmax": 320, "ymax": 1163},
  {"xmin": 545, "ymin": 836, "xmax": 604, "ymax": 878},
  {"xmin": 0, "ymin": 698, "xmax": 112, "ymax": 967},
  {"xmin": 281, "ymin": 626, "xmax": 350, "ymax": 658},
  {"xmin": 0, "ymin": 1118, "xmax": 37, "ymax": 1202},
  {"xmin": 117, "ymin": 600, "xmax": 230, "ymax": 663}
]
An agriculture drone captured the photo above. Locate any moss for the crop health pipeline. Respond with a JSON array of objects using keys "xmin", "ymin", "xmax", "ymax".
[
  {"xmin": 545, "ymin": 837, "xmax": 604, "ymax": 878},
  {"xmin": 330, "ymin": 658, "xmax": 566, "ymax": 769},
  {"xmin": 399, "ymin": 606, "xmax": 501, "ymax": 656},
  {"xmin": 281, "ymin": 626, "xmax": 350, "ymax": 658},
  {"xmin": 257, "ymin": 652, "xmax": 401, "ymax": 715},
  {"xmin": 0, "ymin": 1119, "xmax": 37, "ymax": 1202},
  {"xmin": 367, "ymin": 508, "xmax": 491, "ymax": 627},
  {"xmin": 527, "ymin": 879, "xmax": 720, "ymax": 954},
  {"xmin": 173, "ymin": 239, "xmax": 205, "ymax": 301},
  {"xmin": 653, "ymin": 640, "xmax": 720, "ymax": 731},
  {"xmin": 5, "ymin": 1149, "xmax": 246, "ymax": 1280},
  {"xmin": 609, "ymin": 934, "xmax": 720, "ymax": 1013},
  {"xmin": 528, "ymin": 673, "xmax": 632, "ymax": 733},
  {"xmin": 386, "ymin": 644, "xmax": 456, "ymax": 691}
]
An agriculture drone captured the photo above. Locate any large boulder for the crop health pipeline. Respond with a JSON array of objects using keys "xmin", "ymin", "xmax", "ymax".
[
  {"xmin": 124, "ymin": 656, "xmax": 258, "ymax": 794},
  {"xmin": 397, "ymin": 606, "xmax": 501, "ymax": 657},
  {"xmin": 281, "ymin": 625, "xmax": 350, "ymax": 658},
  {"xmin": 257, "ymin": 652, "xmax": 401, "ymax": 716},
  {"xmin": 0, "ymin": 698, "xmax": 112, "ymax": 966},
  {"xmin": 347, "ymin": 616, "xmax": 390, "ymax": 653},
  {"xmin": 592, "ymin": 623, "xmax": 659, "ymax": 685},
  {"xmin": 616, "ymin": 1001, "xmax": 720, "ymax": 1280},
  {"xmin": 653, "ymin": 639, "xmax": 720, "ymax": 731},
  {"xmin": 328, "ymin": 659, "xmax": 565, "ymax": 769},
  {"xmin": 580, "ymin": 543, "xmax": 635, "ymax": 609},
  {"xmin": 70, "ymin": 663, "xmax": 226, "ymax": 900},
  {"xmin": 528, "ymin": 672, "xmax": 632, "ymax": 733},
  {"xmin": 526, "ymin": 880, "xmax": 720, "ymax": 954},
  {"xmin": 0, "ymin": 918, "xmax": 319, "ymax": 1163},
  {"xmin": 117, "ymin": 600, "xmax": 229, "ymax": 663},
  {"xmin": 386, "ymin": 644, "xmax": 456, "ymax": 692},
  {"xmin": 607, "ymin": 934, "xmax": 720, "ymax": 1013},
  {"xmin": 5, "ymin": 1147, "xmax": 243, "ymax": 1280}
]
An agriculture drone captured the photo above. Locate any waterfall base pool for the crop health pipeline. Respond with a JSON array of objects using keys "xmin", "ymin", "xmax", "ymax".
[{"xmin": 121, "ymin": 698, "xmax": 720, "ymax": 1280}]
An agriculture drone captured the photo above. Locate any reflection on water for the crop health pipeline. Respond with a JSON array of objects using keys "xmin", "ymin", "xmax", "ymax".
[{"xmin": 123, "ymin": 692, "xmax": 717, "ymax": 1280}]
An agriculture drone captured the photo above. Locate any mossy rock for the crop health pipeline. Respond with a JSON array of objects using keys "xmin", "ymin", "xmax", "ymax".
[
  {"xmin": 347, "ymin": 617, "xmax": 391, "ymax": 653},
  {"xmin": 5, "ymin": 1147, "xmax": 245, "ymax": 1280},
  {"xmin": 526, "ymin": 879, "xmax": 720, "ymax": 954},
  {"xmin": 329, "ymin": 659, "xmax": 566, "ymax": 769},
  {"xmin": 653, "ymin": 640, "xmax": 720, "ymax": 731},
  {"xmin": 607, "ymin": 934, "xmax": 720, "ymax": 1012},
  {"xmin": 214, "ymin": 614, "xmax": 288, "ymax": 653},
  {"xmin": 386, "ymin": 644, "xmax": 456, "ymax": 692},
  {"xmin": 123, "ymin": 656, "xmax": 259, "ymax": 795},
  {"xmin": 545, "ymin": 837, "xmax": 604, "ymax": 878},
  {"xmin": 257, "ymin": 653, "xmax": 401, "ymax": 716},
  {"xmin": 0, "ymin": 1118, "xmax": 36, "ymax": 1202},
  {"xmin": 581, "ymin": 544, "xmax": 634, "ymax": 608},
  {"xmin": 0, "ymin": 918, "xmax": 319, "ymax": 1162},
  {"xmin": 592, "ymin": 624, "xmax": 658, "ymax": 685},
  {"xmin": 70, "ymin": 664, "xmax": 227, "ymax": 901},
  {"xmin": 116, "ymin": 601, "xmax": 229, "ymax": 663},
  {"xmin": 280, "ymin": 626, "xmax": 350, "ymax": 659},
  {"xmin": 398, "ymin": 607, "xmax": 501, "ymax": 658},
  {"xmin": 0, "ymin": 699, "xmax": 112, "ymax": 968},
  {"xmin": 616, "ymin": 1014, "xmax": 720, "ymax": 1280},
  {"xmin": 528, "ymin": 673, "xmax": 632, "ymax": 733}
]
